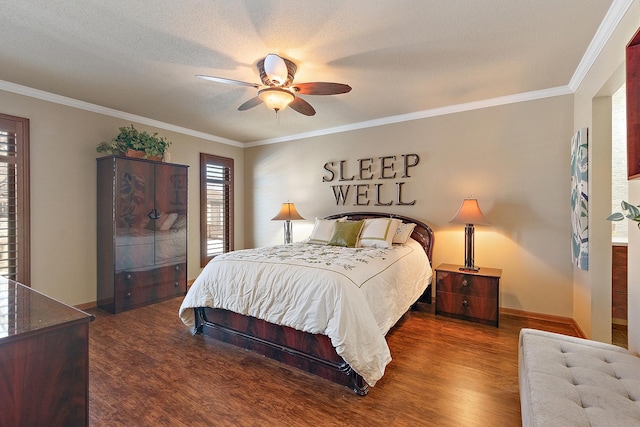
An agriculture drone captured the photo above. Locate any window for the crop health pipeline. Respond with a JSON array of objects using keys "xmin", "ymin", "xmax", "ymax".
[
  {"xmin": 0, "ymin": 114, "xmax": 30, "ymax": 284},
  {"xmin": 0, "ymin": 114, "xmax": 29, "ymax": 338},
  {"xmin": 200, "ymin": 153, "xmax": 233, "ymax": 266},
  {"xmin": 612, "ymin": 84, "xmax": 628, "ymax": 242}
]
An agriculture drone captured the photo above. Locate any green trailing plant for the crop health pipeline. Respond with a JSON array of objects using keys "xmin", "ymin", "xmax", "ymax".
[
  {"xmin": 607, "ymin": 200, "xmax": 640, "ymax": 230},
  {"xmin": 96, "ymin": 124, "xmax": 171, "ymax": 159}
]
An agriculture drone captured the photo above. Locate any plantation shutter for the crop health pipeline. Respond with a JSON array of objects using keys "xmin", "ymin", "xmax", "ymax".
[
  {"xmin": 200, "ymin": 153, "xmax": 233, "ymax": 266},
  {"xmin": 0, "ymin": 115, "xmax": 29, "ymax": 284},
  {"xmin": 0, "ymin": 114, "xmax": 29, "ymax": 338}
]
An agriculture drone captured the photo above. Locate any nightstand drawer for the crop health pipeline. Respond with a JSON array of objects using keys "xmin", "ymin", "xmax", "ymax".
[
  {"xmin": 436, "ymin": 271, "xmax": 497, "ymax": 298},
  {"xmin": 436, "ymin": 291, "xmax": 498, "ymax": 325}
]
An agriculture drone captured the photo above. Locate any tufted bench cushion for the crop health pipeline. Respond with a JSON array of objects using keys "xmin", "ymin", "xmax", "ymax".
[{"xmin": 518, "ymin": 328, "xmax": 640, "ymax": 427}]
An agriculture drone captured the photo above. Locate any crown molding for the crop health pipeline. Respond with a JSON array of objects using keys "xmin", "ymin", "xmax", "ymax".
[
  {"xmin": 245, "ymin": 86, "xmax": 573, "ymax": 147},
  {"xmin": 0, "ymin": 79, "xmax": 244, "ymax": 148},
  {"xmin": 569, "ymin": 0, "xmax": 634, "ymax": 91}
]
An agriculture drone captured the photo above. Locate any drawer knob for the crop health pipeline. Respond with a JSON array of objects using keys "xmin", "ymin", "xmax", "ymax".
[
  {"xmin": 125, "ymin": 292, "xmax": 131, "ymax": 299},
  {"xmin": 462, "ymin": 279, "xmax": 469, "ymax": 287},
  {"xmin": 175, "ymin": 281, "xmax": 180, "ymax": 287},
  {"xmin": 175, "ymin": 265, "xmax": 181, "ymax": 271},
  {"xmin": 126, "ymin": 274, "xmax": 132, "ymax": 280},
  {"xmin": 462, "ymin": 299, "xmax": 469, "ymax": 307}
]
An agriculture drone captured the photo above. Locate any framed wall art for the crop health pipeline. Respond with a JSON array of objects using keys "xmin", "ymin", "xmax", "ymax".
[{"xmin": 570, "ymin": 127, "xmax": 589, "ymax": 270}]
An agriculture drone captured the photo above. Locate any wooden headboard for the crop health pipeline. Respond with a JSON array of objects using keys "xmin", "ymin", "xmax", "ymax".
[{"xmin": 324, "ymin": 212, "xmax": 435, "ymax": 261}]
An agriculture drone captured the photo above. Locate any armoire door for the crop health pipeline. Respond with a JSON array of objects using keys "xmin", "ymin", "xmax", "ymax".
[
  {"xmin": 153, "ymin": 163, "xmax": 188, "ymax": 265},
  {"xmin": 114, "ymin": 158, "xmax": 156, "ymax": 272}
]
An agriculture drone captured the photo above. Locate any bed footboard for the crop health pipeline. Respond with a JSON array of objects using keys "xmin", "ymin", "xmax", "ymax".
[{"xmin": 193, "ymin": 307, "xmax": 369, "ymax": 395}]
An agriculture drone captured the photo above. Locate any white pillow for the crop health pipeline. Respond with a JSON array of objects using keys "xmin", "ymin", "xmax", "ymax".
[
  {"xmin": 171, "ymin": 214, "xmax": 187, "ymax": 230},
  {"xmin": 307, "ymin": 217, "xmax": 348, "ymax": 244},
  {"xmin": 358, "ymin": 218, "xmax": 401, "ymax": 248},
  {"xmin": 393, "ymin": 222, "xmax": 417, "ymax": 244},
  {"xmin": 159, "ymin": 212, "xmax": 179, "ymax": 231},
  {"xmin": 308, "ymin": 218, "xmax": 339, "ymax": 244}
]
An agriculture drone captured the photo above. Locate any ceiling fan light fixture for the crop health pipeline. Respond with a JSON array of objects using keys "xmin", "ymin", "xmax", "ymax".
[
  {"xmin": 259, "ymin": 88, "xmax": 295, "ymax": 112},
  {"xmin": 264, "ymin": 54, "xmax": 288, "ymax": 86}
]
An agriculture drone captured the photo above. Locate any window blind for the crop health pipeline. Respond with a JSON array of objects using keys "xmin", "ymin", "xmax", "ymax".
[
  {"xmin": 0, "ymin": 130, "xmax": 20, "ymax": 281},
  {"xmin": 200, "ymin": 154, "xmax": 233, "ymax": 266}
]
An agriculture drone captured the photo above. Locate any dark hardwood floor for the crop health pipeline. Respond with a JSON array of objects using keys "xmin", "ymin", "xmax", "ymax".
[{"xmin": 87, "ymin": 297, "xmax": 578, "ymax": 426}]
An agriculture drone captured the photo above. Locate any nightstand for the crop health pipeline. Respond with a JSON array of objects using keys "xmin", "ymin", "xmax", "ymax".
[{"xmin": 435, "ymin": 263, "xmax": 502, "ymax": 327}]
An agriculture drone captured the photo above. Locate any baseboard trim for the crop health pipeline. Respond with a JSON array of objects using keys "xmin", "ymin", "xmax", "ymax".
[
  {"xmin": 74, "ymin": 301, "xmax": 97, "ymax": 311},
  {"xmin": 500, "ymin": 307, "xmax": 586, "ymax": 338}
]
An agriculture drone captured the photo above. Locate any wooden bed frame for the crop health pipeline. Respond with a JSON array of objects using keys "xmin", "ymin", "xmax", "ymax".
[{"xmin": 193, "ymin": 212, "xmax": 434, "ymax": 395}]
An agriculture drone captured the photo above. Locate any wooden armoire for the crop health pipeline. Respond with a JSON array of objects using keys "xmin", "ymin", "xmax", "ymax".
[{"xmin": 97, "ymin": 155, "xmax": 188, "ymax": 313}]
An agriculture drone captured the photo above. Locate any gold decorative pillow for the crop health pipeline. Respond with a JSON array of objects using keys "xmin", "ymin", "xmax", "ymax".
[{"xmin": 328, "ymin": 220, "xmax": 365, "ymax": 248}]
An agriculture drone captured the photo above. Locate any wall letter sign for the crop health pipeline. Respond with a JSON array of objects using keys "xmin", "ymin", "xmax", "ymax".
[{"xmin": 323, "ymin": 153, "xmax": 420, "ymax": 206}]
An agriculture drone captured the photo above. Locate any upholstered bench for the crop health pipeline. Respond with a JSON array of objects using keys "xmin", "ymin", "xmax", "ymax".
[{"xmin": 518, "ymin": 328, "xmax": 640, "ymax": 427}]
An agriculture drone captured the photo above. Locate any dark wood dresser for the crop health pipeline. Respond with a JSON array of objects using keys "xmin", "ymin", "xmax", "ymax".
[
  {"xmin": 435, "ymin": 263, "xmax": 502, "ymax": 327},
  {"xmin": 97, "ymin": 155, "xmax": 188, "ymax": 314},
  {"xmin": 0, "ymin": 280, "xmax": 94, "ymax": 427}
]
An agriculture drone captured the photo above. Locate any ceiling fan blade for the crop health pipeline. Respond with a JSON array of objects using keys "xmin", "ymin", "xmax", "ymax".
[
  {"xmin": 289, "ymin": 97, "xmax": 316, "ymax": 116},
  {"xmin": 237, "ymin": 96, "xmax": 263, "ymax": 111},
  {"xmin": 196, "ymin": 75, "xmax": 260, "ymax": 88},
  {"xmin": 291, "ymin": 82, "xmax": 352, "ymax": 95}
]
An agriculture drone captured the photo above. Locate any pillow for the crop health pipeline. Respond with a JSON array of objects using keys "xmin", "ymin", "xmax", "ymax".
[
  {"xmin": 159, "ymin": 212, "xmax": 179, "ymax": 231},
  {"xmin": 359, "ymin": 218, "xmax": 402, "ymax": 248},
  {"xmin": 328, "ymin": 220, "xmax": 364, "ymax": 248},
  {"xmin": 393, "ymin": 222, "xmax": 417, "ymax": 244},
  {"xmin": 171, "ymin": 215, "xmax": 187, "ymax": 230},
  {"xmin": 307, "ymin": 217, "xmax": 346, "ymax": 245}
]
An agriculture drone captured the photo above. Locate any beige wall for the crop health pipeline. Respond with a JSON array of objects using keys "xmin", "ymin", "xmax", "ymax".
[
  {"xmin": 245, "ymin": 96, "xmax": 575, "ymax": 316},
  {"xmin": 0, "ymin": 89, "xmax": 244, "ymax": 306},
  {"xmin": 572, "ymin": 2, "xmax": 640, "ymax": 342}
]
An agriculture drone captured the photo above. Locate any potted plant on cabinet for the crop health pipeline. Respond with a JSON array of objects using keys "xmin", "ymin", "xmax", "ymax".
[
  {"xmin": 607, "ymin": 200, "xmax": 640, "ymax": 230},
  {"xmin": 96, "ymin": 124, "xmax": 171, "ymax": 160}
]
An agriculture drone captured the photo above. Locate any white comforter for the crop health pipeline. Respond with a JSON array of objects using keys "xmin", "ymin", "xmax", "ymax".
[{"xmin": 178, "ymin": 238, "xmax": 432, "ymax": 386}]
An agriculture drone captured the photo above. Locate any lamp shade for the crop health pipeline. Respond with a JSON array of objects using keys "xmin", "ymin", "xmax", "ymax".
[
  {"xmin": 259, "ymin": 88, "xmax": 295, "ymax": 112},
  {"xmin": 449, "ymin": 198, "xmax": 490, "ymax": 226},
  {"xmin": 271, "ymin": 203, "xmax": 305, "ymax": 221},
  {"xmin": 263, "ymin": 54, "xmax": 289, "ymax": 86}
]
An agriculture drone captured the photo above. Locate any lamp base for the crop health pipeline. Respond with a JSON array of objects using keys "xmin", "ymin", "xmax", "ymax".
[
  {"xmin": 283, "ymin": 220, "xmax": 293, "ymax": 245},
  {"xmin": 459, "ymin": 266, "xmax": 480, "ymax": 272}
]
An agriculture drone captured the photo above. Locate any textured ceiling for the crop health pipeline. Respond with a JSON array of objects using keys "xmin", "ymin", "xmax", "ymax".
[{"xmin": 0, "ymin": 0, "xmax": 617, "ymax": 144}]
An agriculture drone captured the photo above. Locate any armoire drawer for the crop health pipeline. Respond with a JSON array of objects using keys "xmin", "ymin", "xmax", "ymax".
[
  {"xmin": 117, "ymin": 279, "xmax": 186, "ymax": 310},
  {"xmin": 115, "ymin": 263, "xmax": 186, "ymax": 291}
]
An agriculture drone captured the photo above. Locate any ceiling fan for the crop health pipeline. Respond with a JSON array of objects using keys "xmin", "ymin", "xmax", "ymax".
[{"xmin": 197, "ymin": 54, "xmax": 352, "ymax": 116}]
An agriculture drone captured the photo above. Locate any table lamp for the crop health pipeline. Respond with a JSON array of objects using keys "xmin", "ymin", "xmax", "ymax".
[
  {"xmin": 449, "ymin": 198, "xmax": 490, "ymax": 272},
  {"xmin": 271, "ymin": 202, "xmax": 305, "ymax": 244}
]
